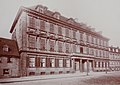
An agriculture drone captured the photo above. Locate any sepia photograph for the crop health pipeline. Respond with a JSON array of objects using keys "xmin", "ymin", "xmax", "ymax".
[{"xmin": 0, "ymin": 0, "xmax": 120, "ymax": 85}]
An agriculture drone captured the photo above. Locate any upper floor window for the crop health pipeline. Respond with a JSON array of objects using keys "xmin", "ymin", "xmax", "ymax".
[
  {"xmin": 65, "ymin": 28, "xmax": 69, "ymax": 37},
  {"xmin": 50, "ymin": 23, "xmax": 54, "ymax": 33},
  {"xmin": 99, "ymin": 39, "xmax": 101, "ymax": 46},
  {"xmin": 73, "ymin": 30, "xmax": 76, "ymax": 39},
  {"xmin": 58, "ymin": 26, "xmax": 62, "ymax": 35},
  {"xmin": 96, "ymin": 38, "xmax": 98, "ymax": 45},
  {"xmin": 29, "ymin": 16, "xmax": 35, "ymax": 28},
  {"xmin": 29, "ymin": 57, "xmax": 35, "ymax": 67},
  {"xmin": 73, "ymin": 44, "xmax": 76, "ymax": 53},
  {"xmin": 91, "ymin": 36, "xmax": 94, "ymax": 44},
  {"xmin": 3, "ymin": 45, "xmax": 9, "ymax": 52},
  {"xmin": 49, "ymin": 40, "xmax": 55, "ymax": 52},
  {"xmin": 80, "ymin": 33, "xmax": 83, "ymax": 41},
  {"xmin": 28, "ymin": 36, "xmax": 36, "ymax": 48},
  {"xmin": 86, "ymin": 34, "xmax": 89, "ymax": 42},
  {"xmin": 40, "ymin": 20, "xmax": 45, "ymax": 31},
  {"xmin": 96, "ymin": 50, "xmax": 98, "ymax": 57},
  {"xmin": 66, "ymin": 43, "xmax": 69, "ymax": 53},
  {"xmin": 80, "ymin": 47, "xmax": 83, "ymax": 54},
  {"xmin": 99, "ymin": 50, "xmax": 101, "ymax": 57},
  {"xmin": 58, "ymin": 41, "xmax": 62, "ymax": 52},
  {"xmin": 40, "ymin": 38, "xmax": 46, "ymax": 50}
]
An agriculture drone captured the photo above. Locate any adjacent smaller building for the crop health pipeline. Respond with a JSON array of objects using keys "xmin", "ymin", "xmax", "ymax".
[
  {"xmin": 109, "ymin": 46, "xmax": 120, "ymax": 71},
  {"xmin": 0, "ymin": 37, "xmax": 20, "ymax": 78}
]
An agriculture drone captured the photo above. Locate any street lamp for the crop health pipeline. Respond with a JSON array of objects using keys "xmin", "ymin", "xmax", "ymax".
[{"xmin": 105, "ymin": 62, "xmax": 107, "ymax": 74}]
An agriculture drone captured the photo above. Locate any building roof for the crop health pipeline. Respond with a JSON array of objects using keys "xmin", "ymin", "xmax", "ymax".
[
  {"xmin": 0, "ymin": 37, "xmax": 19, "ymax": 57},
  {"xmin": 9, "ymin": 5, "xmax": 109, "ymax": 41}
]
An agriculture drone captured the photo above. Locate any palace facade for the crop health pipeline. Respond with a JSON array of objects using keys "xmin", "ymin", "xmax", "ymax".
[
  {"xmin": 10, "ymin": 5, "xmax": 109, "ymax": 76},
  {"xmin": 109, "ymin": 46, "xmax": 120, "ymax": 71}
]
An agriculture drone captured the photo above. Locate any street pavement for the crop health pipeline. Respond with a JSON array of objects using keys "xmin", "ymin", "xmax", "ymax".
[{"xmin": 0, "ymin": 71, "xmax": 120, "ymax": 85}]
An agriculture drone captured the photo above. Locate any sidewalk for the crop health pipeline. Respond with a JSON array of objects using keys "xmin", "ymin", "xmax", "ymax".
[{"xmin": 0, "ymin": 71, "xmax": 116, "ymax": 84}]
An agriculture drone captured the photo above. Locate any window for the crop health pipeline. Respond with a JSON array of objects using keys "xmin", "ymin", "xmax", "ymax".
[
  {"xmin": 80, "ymin": 33, "xmax": 83, "ymax": 41},
  {"xmin": 50, "ymin": 58, "xmax": 55, "ymax": 67},
  {"xmin": 3, "ymin": 45, "xmax": 9, "ymax": 52},
  {"xmin": 73, "ymin": 44, "xmax": 76, "ymax": 53},
  {"xmin": 98, "ymin": 62, "xmax": 100, "ymax": 67},
  {"xmin": 40, "ymin": 20, "xmax": 45, "ymax": 31},
  {"xmin": 66, "ymin": 43, "xmax": 69, "ymax": 53},
  {"xmin": 29, "ymin": 16, "xmax": 35, "ymax": 28},
  {"xmin": 91, "ymin": 49, "xmax": 94, "ymax": 55},
  {"xmin": 58, "ymin": 26, "xmax": 62, "ymax": 35},
  {"xmin": 3, "ymin": 69, "xmax": 9, "ymax": 74},
  {"xmin": 66, "ymin": 59, "xmax": 70, "ymax": 67},
  {"xmin": 96, "ymin": 38, "xmax": 98, "ymax": 45},
  {"xmin": 7, "ymin": 57, "xmax": 12, "ymax": 63},
  {"xmin": 40, "ymin": 58, "xmax": 46, "ymax": 67},
  {"xmin": 50, "ymin": 23, "xmax": 54, "ymax": 33},
  {"xmin": 94, "ymin": 61, "xmax": 96, "ymax": 68},
  {"xmin": 96, "ymin": 50, "xmax": 98, "ymax": 57},
  {"xmin": 28, "ymin": 36, "xmax": 35, "ymax": 48},
  {"xmin": 49, "ymin": 40, "xmax": 54, "ymax": 52},
  {"xmin": 99, "ymin": 50, "xmax": 101, "ymax": 57},
  {"xmin": 29, "ymin": 57, "xmax": 35, "ymax": 67},
  {"xmin": 91, "ymin": 36, "xmax": 94, "ymax": 44},
  {"xmin": 99, "ymin": 39, "xmax": 101, "ymax": 46},
  {"xmin": 96, "ymin": 62, "xmax": 98, "ymax": 68},
  {"xmin": 86, "ymin": 34, "xmax": 89, "ymax": 42},
  {"xmin": 28, "ymin": 28, "xmax": 36, "ymax": 33},
  {"xmin": 65, "ymin": 28, "xmax": 69, "ymax": 37},
  {"xmin": 73, "ymin": 30, "xmax": 76, "ymax": 39},
  {"xmin": 59, "ymin": 59, "xmax": 63, "ymax": 67},
  {"xmin": 58, "ymin": 41, "xmax": 62, "ymax": 52},
  {"xmin": 80, "ymin": 47, "xmax": 83, "ymax": 53},
  {"xmin": 102, "ymin": 62, "xmax": 104, "ymax": 67},
  {"xmin": 40, "ymin": 38, "xmax": 46, "ymax": 50}
]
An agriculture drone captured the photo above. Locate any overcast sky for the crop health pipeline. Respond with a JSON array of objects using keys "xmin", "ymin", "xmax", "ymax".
[{"xmin": 0, "ymin": 0, "xmax": 120, "ymax": 47}]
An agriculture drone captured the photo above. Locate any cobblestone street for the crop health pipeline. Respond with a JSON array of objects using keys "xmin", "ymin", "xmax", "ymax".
[
  {"xmin": 81, "ymin": 73, "xmax": 120, "ymax": 85},
  {"xmin": 0, "ymin": 71, "xmax": 120, "ymax": 85}
]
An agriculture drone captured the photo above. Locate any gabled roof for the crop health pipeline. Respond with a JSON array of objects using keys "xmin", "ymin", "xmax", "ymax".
[{"xmin": 0, "ymin": 37, "xmax": 19, "ymax": 57}]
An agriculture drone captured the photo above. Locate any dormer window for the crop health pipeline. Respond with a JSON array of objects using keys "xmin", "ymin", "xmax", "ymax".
[
  {"xmin": 3, "ymin": 45, "xmax": 9, "ymax": 52},
  {"xmin": 39, "ymin": 8, "xmax": 44, "ymax": 13},
  {"xmin": 53, "ymin": 12, "xmax": 60, "ymax": 19}
]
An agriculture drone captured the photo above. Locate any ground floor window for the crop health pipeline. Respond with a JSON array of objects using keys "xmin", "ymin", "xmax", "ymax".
[
  {"xmin": 3, "ymin": 69, "xmax": 9, "ymax": 74},
  {"xmin": 29, "ymin": 57, "xmax": 35, "ymax": 67},
  {"xmin": 66, "ymin": 59, "xmax": 70, "ymax": 67},
  {"xmin": 59, "ymin": 59, "xmax": 63, "ymax": 67},
  {"xmin": 40, "ymin": 58, "xmax": 46, "ymax": 67},
  {"xmin": 50, "ymin": 58, "xmax": 55, "ymax": 67}
]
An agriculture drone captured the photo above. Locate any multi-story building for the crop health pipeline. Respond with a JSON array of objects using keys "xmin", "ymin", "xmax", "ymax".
[
  {"xmin": 109, "ymin": 46, "xmax": 120, "ymax": 71},
  {"xmin": 0, "ymin": 37, "xmax": 20, "ymax": 78},
  {"xmin": 10, "ymin": 5, "xmax": 109, "ymax": 76}
]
